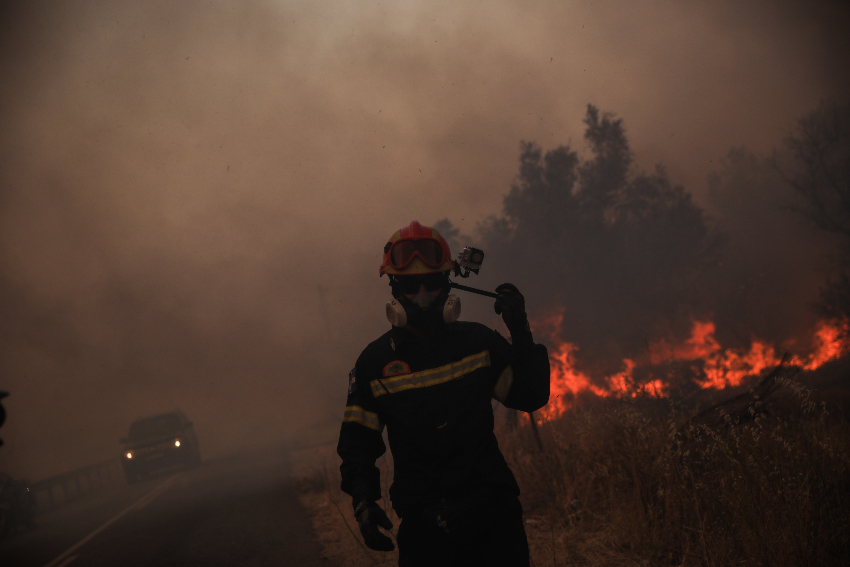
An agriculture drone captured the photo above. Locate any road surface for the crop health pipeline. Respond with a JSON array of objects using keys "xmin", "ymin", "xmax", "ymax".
[{"xmin": 0, "ymin": 449, "xmax": 328, "ymax": 566}]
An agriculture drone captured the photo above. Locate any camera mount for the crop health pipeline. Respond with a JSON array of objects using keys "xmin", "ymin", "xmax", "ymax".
[{"xmin": 451, "ymin": 247, "xmax": 498, "ymax": 298}]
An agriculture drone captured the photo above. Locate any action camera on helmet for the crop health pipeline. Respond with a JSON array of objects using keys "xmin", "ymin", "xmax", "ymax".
[
  {"xmin": 450, "ymin": 246, "xmax": 497, "ymax": 298},
  {"xmin": 456, "ymin": 247, "xmax": 485, "ymax": 275}
]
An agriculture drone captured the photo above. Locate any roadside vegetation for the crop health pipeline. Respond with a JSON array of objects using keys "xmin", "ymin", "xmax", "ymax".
[
  {"xmin": 294, "ymin": 361, "xmax": 850, "ymax": 566},
  {"xmin": 500, "ymin": 363, "xmax": 850, "ymax": 566}
]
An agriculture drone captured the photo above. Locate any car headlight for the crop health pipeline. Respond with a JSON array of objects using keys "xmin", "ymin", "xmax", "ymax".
[
  {"xmin": 125, "ymin": 451, "xmax": 134, "ymax": 459},
  {"xmin": 174, "ymin": 439, "xmax": 181, "ymax": 447}
]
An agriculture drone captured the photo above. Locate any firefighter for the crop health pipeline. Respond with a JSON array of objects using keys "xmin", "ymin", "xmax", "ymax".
[{"xmin": 337, "ymin": 221, "xmax": 550, "ymax": 566}]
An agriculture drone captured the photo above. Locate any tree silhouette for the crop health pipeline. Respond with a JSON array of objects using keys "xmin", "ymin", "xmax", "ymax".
[
  {"xmin": 466, "ymin": 105, "xmax": 716, "ymax": 375},
  {"xmin": 578, "ymin": 105, "xmax": 631, "ymax": 217},
  {"xmin": 778, "ymin": 102, "xmax": 850, "ymax": 324},
  {"xmin": 780, "ymin": 102, "xmax": 850, "ymax": 242},
  {"xmin": 705, "ymin": 147, "xmax": 829, "ymax": 348}
]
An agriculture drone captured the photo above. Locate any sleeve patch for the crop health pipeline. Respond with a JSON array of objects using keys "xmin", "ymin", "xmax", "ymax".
[{"xmin": 348, "ymin": 368, "xmax": 357, "ymax": 396}]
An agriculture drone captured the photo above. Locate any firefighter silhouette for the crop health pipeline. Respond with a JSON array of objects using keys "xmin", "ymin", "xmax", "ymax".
[{"xmin": 337, "ymin": 221, "xmax": 550, "ymax": 566}]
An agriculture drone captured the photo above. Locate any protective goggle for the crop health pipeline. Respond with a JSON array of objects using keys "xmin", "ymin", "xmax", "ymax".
[
  {"xmin": 388, "ymin": 238, "xmax": 445, "ymax": 270},
  {"xmin": 395, "ymin": 272, "xmax": 448, "ymax": 295}
]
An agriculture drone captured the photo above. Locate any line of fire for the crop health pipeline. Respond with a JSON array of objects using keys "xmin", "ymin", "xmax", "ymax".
[{"xmin": 533, "ymin": 313, "xmax": 849, "ymax": 422}]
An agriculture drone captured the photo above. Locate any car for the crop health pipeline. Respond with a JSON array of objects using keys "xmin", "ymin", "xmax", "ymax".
[{"xmin": 120, "ymin": 410, "xmax": 201, "ymax": 483}]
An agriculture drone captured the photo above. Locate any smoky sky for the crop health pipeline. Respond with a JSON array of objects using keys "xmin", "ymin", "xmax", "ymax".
[{"xmin": 1, "ymin": 0, "xmax": 849, "ymax": 479}]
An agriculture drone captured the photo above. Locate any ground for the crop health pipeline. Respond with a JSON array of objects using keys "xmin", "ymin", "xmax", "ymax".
[{"xmin": 288, "ymin": 442, "xmax": 571, "ymax": 567}]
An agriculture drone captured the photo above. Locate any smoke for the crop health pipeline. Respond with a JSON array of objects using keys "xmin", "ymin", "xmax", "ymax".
[
  {"xmin": 1, "ymin": 0, "xmax": 848, "ymax": 479},
  {"xmin": 445, "ymin": 107, "xmax": 840, "ymax": 381}
]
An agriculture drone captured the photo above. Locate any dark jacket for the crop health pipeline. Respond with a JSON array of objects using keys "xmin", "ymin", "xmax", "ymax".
[{"xmin": 337, "ymin": 320, "xmax": 550, "ymax": 514}]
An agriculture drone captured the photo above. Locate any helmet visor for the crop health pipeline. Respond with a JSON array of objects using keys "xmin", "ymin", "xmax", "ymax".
[{"xmin": 389, "ymin": 239, "xmax": 444, "ymax": 270}]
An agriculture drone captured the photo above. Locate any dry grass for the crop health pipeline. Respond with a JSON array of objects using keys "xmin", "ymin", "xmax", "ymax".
[
  {"xmin": 502, "ymin": 370, "xmax": 850, "ymax": 566},
  {"xmin": 293, "ymin": 369, "xmax": 850, "ymax": 566},
  {"xmin": 291, "ymin": 443, "xmax": 400, "ymax": 566}
]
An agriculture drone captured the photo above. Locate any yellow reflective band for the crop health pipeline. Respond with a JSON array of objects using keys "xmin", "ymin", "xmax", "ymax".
[
  {"xmin": 492, "ymin": 364, "xmax": 514, "ymax": 403},
  {"xmin": 343, "ymin": 405, "xmax": 384, "ymax": 431},
  {"xmin": 371, "ymin": 351, "xmax": 491, "ymax": 397}
]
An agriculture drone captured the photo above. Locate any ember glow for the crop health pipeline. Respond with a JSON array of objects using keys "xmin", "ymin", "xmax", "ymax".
[{"xmin": 535, "ymin": 315, "xmax": 850, "ymax": 421}]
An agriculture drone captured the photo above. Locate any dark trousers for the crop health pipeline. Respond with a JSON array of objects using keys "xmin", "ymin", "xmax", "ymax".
[{"xmin": 397, "ymin": 492, "xmax": 530, "ymax": 567}]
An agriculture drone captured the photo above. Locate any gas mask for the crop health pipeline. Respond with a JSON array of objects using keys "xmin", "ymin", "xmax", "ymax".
[
  {"xmin": 386, "ymin": 292, "xmax": 461, "ymax": 328},
  {"xmin": 411, "ymin": 288, "xmax": 437, "ymax": 309}
]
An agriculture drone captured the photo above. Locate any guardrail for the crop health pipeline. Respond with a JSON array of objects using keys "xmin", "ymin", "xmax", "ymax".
[{"xmin": 29, "ymin": 458, "xmax": 124, "ymax": 513}]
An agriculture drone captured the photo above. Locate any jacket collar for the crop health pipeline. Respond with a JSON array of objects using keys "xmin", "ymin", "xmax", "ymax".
[
  {"xmin": 390, "ymin": 321, "xmax": 455, "ymax": 351},
  {"xmin": 389, "ymin": 325, "xmax": 413, "ymax": 351}
]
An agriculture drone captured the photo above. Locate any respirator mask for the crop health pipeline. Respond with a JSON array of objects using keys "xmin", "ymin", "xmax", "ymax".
[{"xmin": 385, "ymin": 273, "xmax": 461, "ymax": 328}]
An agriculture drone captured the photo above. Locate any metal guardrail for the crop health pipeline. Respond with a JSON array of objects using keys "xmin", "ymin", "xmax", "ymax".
[
  {"xmin": 25, "ymin": 441, "xmax": 336, "ymax": 513},
  {"xmin": 29, "ymin": 458, "xmax": 124, "ymax": 513}
]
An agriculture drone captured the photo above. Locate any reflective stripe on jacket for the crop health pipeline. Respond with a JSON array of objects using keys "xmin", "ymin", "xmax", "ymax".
[{"xmin": 337, "ymin": 321, "xmax": 550, "ymax": 514}]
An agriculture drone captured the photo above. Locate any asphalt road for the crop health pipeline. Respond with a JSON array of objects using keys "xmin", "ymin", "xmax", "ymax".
[{"xmin": 0, "ymin": 449, "xmax": 328, "ymax": 567}]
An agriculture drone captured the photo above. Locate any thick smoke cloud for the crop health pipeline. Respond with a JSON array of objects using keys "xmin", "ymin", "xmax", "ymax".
[{"xmin": 1, "ymin": 0, "xmax": 848, "ymax": 479}]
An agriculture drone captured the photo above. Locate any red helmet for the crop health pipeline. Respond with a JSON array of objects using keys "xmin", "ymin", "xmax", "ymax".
[{"xmin": 380, "ymin": 221, "xmax": 455, "ymax": 276}]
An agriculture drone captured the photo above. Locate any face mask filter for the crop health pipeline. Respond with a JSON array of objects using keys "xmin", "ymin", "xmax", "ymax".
[
  {"xmin": 442, "ymin": 294, "xmax": 461, "ymax": 324},
  {"xmin": 385, "ymin": 293, "xmax": 461, "ymax": 328},
  {"xmin": 386, "ymin": 299, "xmax": 408, "ymax": 328}
]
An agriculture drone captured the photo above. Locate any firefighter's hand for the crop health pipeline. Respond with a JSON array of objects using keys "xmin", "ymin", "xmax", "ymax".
[
  {"xmin": 355, "ymin": 501, "xmax": 395, "ymax": 551},
  {"xmin": 494, "ymin": 283, "xmax": 529, "ymax": 334}
]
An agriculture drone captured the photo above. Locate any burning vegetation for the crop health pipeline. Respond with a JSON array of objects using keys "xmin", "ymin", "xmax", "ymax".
[
  {"xmin": 441, "ymin": 102, "xmax": 850, "ymax": 565},
  {"xmin": 537, "ymin": 315, "xmax": 850, "ymax": 421},
  {"xmin": 497, "ymin": 364, "xmax": 850, "ymax": 566},
  {"xmin": 437, "ymin": 102, "xmax": 850, "ymax": 414},
  {"xmin": 294, "ymin": 103, "xmax": 850, "ymax": 567}
]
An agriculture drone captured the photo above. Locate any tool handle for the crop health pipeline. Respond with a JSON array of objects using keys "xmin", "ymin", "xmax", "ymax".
[{"xmin": 449, "ymin": 282, "xmax": 499, "ymax": 298}]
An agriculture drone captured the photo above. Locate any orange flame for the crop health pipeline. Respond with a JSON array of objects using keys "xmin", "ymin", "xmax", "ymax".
[
  {"xmin": 541, "ymin": 341, "xmax": 610, "ymax": 419},
  {"xmin": 533, "ymin": 315, "xmax": 850, "ymax": 421},
  {"xmin": 804, "ymin": 321, "xmax": 848, "ymax": 370}
]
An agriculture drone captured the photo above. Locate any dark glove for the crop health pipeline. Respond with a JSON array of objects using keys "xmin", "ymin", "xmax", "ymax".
[
  {"xmin": 494, "ymin": 283, "xmax": 529, "ymax": 334},
  {"xmin": 354, "ymin": 500, "xmax": 395, "ymax": 551}
]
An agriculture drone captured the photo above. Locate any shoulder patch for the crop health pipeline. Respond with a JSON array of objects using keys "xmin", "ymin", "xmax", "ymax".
[
  {"xmin": 348, "ymin": 368, "xmax": 357, "ymax": 396},
  {"xmin": 382, "ymin": 360, "xmax": 412, "ymax": 377}
]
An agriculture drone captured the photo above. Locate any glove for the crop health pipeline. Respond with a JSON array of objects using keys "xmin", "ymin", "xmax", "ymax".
[
  {"xmin": 354, "ymin": 500, "xmax": 395, "ymax": 551},
  {"xmin": 494, "ymin": 283, "xmax": 529, "ymax": 334}
]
